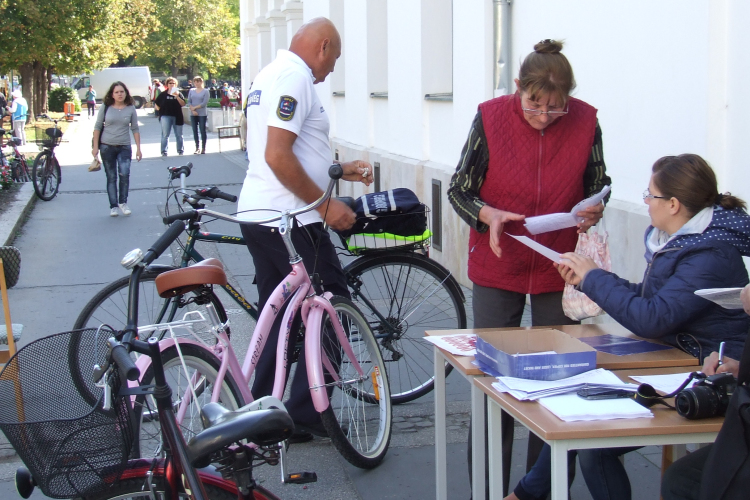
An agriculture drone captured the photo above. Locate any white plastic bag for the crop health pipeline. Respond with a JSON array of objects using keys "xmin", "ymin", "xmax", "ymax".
[{"xmin": 562, "ymin": 223, "xmax": 611, "ymax": 321}]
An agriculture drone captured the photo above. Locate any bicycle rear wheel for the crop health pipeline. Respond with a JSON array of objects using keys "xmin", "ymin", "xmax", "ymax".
[
  {"xmin": 31, "ymin": 151, "xmax": 60, "ymax": 200},
  {"xmin": 318, "ymin": 296, "xmax": 392, "ymax": 469},
  {"xmin": 344, "ymin": 252, "xmax": 466, "ymax": 404},
  {"xmin": 136, "ymin": 344, "xmax": 246, "ymax": 459}
]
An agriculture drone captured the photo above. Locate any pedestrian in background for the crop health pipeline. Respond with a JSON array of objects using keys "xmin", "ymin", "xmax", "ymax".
[
  {"xmin": 92, "ymin": 81, "xmax": 142, "ymax": 217},
  {"xmin": 187, "ymin": 75, "xmax": 209, "ymax": 154},
  {"xmin": 7, "ymin": 89, "xmax": 27, "ymax": 145},
  {"xmin": 154, "ymin": 77, "xmax": 185, "ymax": 156},
  {"xmin": 85, "ymin": 85, "xmax": 97, "ymax": 118}
]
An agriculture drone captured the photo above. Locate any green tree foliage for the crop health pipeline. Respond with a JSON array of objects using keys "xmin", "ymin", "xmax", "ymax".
[{"xmin": 142, "ymin": 0, "xmax": 240, "ymax": 77}]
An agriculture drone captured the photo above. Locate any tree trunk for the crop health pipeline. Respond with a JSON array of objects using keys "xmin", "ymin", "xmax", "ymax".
[
  {"xmin": 19, "ymin": 62, "xmax": 34, "ymax": 124},
  {"xmin": 45, "ymin": 67, "xmax": 53, "ymax": 114},
  {"xmin": 170, "ymin": 57, "xmax": 178, "ymax": 78},
  {"xmin": 33, "ymin": 62, "xmax": 46, "ymax": 117}
]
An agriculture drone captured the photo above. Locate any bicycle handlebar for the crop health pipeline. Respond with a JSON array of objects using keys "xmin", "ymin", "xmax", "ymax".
[
  {"xmin": 109, "ymin": 338, "xmax": 140, "ymax": 381},
  {"xmin": 143, "ymin": 221, "xmax": 185, "ymax": 265},
  {"xmin": 197, "ymin": 187, "xmax": 237, "ymax": 203}
]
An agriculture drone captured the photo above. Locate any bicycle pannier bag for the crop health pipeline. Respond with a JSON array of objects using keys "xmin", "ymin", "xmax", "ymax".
[{"xmin": 337, "ymin": 188, "xmax": 427, "ymax": 238}]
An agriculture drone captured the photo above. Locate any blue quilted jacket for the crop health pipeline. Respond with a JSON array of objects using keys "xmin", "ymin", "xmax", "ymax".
[{"xmin": 580, "ymin": 207, "xmax": 750, "ymax": 361}]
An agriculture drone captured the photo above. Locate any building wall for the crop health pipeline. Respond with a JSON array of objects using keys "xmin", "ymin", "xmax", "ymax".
[{"xmin": 241, "ymin": 0, "xmax": 750, "ymax": 287}]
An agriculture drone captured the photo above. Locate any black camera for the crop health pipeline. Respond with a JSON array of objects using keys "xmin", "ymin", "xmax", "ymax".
[{"xmin": 675, "ymin": 372, "xmax": 736, "ymax": 419}]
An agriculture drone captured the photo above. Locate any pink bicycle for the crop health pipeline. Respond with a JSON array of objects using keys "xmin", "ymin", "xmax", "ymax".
[{"xmin": 126, "ymin": 165, "xmax": 392, "ymax": 470}]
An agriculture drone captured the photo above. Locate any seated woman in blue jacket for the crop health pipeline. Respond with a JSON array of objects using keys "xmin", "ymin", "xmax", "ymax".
[{"xmin": 504, "ymin": 153, "xmax": 750, "ymax": 500}]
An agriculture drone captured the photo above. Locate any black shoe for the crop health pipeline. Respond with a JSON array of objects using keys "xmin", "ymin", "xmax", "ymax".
[
  {"xmin": 161, "ymin": 152, "xmax": 167, "ymax": 156},
  {"xmin": 288, "ymin": 429, "xmax": 314, "ymax": 444},
  {"xmin": 293, "ymin": 419, "xmax": 328, "ymax": 438}
]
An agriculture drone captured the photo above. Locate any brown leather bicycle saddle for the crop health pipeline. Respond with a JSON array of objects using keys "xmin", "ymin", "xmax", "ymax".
[{"xmin": 154, "ymin": 258, "xmax": 227, "ymax": 297}]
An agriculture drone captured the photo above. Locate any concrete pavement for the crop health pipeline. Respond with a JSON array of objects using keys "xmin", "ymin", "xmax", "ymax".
[{"xmin": 0, "ymin": 110, "xmax": 664, "ymax": 499}]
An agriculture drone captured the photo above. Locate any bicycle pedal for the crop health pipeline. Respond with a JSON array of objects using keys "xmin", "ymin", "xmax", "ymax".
[{"xmin": 285, "ymin": 472, "xmax": 317, "ymax": 484}]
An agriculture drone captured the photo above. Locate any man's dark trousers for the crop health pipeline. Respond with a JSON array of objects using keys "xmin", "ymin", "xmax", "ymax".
[{"xmin": 241, "ymin": 221, "xmax": 349, "ymax": 427}]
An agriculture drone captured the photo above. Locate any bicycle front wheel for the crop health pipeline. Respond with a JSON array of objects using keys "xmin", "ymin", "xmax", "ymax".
[
  {"xmin": 344, "ymin": 252, "xmax": 467, "ymax": 403},
  {"xmin": 31, "ymin": 151, "xmax": 60, "ymax": 200},
  {"xmin": 136, "ymin": 343, "xmax": 246, "ymax": 459},
  {"xmin": 84, "ymin": 473, "xmax": 280, "ymax": 500},
  {"xmin": 319, "ymin": 296, "xmax": 392, "ymax": 469}
]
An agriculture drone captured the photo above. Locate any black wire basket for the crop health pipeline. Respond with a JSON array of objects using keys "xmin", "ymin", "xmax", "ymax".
[
  {"xmin": 0, "ymin": 329, "xmax": 135, "ymax": 499},
  {"xmin": 33, "ymin": 126, "xmax": 62, "ymax": 149},
  {"xmin": 337, "ymin": 206, "xmax": 433, "ymax": 255}
]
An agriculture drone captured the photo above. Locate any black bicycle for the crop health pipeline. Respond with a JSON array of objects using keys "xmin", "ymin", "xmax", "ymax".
[
  {"xmin": 74, "ymin": 163, "xmax": 467, "ymax": 404},
  {"xmin": 0, "ymin": 222, "xmax": 300, "ymax": 500},
  {"xmin": 31, "ymin": 114, "xmax": 64, "ymax": 200}
]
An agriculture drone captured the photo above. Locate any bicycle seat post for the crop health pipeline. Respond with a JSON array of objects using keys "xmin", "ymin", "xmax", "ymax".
[{"xmin": 278, "ymin": 212, "xmax": 302, "ymax": 264}]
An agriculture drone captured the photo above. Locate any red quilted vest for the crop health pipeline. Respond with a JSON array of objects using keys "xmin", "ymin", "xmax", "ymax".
[{"xmin": 468, "ymin": 93, "xmax": 597, "ymax": 294}]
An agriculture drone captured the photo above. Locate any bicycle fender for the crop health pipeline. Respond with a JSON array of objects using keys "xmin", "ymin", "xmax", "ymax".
[
  {"xmin": 131, "ymin": 337, "xmax": 211, "ymax": 386},
  {"xmin": 304, "ymin": 305, "xmax": 330, "ymax": 413}
]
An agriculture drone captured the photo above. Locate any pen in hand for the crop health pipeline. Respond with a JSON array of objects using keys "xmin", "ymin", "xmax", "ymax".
[{"xmin": 717, "ymin": 341, "xmax": 725, "ymax": 367}]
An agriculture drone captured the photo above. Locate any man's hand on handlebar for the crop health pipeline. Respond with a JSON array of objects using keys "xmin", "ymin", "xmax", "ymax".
[
  {"xmin": 318, "ymin": 198, "xmax": 356, "ymax": 231},
  {"xmin": 339, "ymin": 160, "xmax": 373, "ymax": 187}
]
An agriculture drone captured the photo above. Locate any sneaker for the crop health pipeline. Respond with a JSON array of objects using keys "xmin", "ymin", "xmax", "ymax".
[
  {"xmin": 162, "ymin": 152, "xmax": 167, "ymax": 157},
  {"xmin": 119, "ymin": 203, "xmax": 131, "ymax": 216},
  {"xmin": 110, "ymin": 208, "xmax": 119, "ymax": 217},
  {"xmin": 178, "ymin": 152, "xmax": 184, "ymax": 156}
]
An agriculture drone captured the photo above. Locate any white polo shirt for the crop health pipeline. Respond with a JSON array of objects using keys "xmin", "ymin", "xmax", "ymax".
[{"xmin": 238, "ymin": 50, "xmax": 331, "ymax": 226}]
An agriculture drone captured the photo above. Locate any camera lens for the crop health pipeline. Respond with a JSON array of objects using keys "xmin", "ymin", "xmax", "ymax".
[{"xmin": 675, "ymin": 386, "xmax": 720, "ymax": 419}]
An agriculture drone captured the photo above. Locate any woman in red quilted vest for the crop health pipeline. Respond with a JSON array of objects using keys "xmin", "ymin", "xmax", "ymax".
[{"xmin": 448, "ymin": 39, "xmax": 612, "ymax": 496}]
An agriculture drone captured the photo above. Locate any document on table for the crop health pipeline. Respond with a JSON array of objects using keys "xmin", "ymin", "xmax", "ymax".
[
  {"xmin": 694, "ymin": 287, "xmax": 744, "ymax": 309},
  {"xmin": 506, "ymin": 234, "xmax": 561, "ymax": 263},
  {"xmin": 524, "ymin": 186, "xmax": 611, "ymax": 235},
  {"xmin": 423, "ymin": 333, "xmax": 477, "ymax": 356},
  {"xmin": 492, "ymin": 368, "xmax": 637, "ymax": 401},
  {"xmin": 578, "ymin": 334, "xmax": 674, "ymax": 356},
  {"xmin": 629, "ymin": 372, "xmax": 696, "ymax": 395},
  {"xmin": 538, "ymin": 393, "xmax": 653, "ymax": 422}
]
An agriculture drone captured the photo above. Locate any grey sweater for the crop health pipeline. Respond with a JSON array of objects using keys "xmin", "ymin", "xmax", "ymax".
[
  {"xmin": 187, "ymin": 89, "xmax": 209, "ymax": 117},
  {"xmin": 94, "ymin": 105, "xmax": 139, "ymax": 146}
]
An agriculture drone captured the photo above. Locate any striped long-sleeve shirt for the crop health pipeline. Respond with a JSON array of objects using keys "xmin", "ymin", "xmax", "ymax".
[{"xmin": 447, "ymin": 109, "xmax": 611, "ymax": 232}]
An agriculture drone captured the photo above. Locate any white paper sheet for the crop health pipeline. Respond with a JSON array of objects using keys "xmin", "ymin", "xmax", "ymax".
[
  {"xmin": 629, "ymin": 372, "xmax": 696, "ymax": 395},
  {"xmin": 506, "ymin": 234, "xmax": 561, "ymax": 263},
  {"xmin": 492, "ymin": 368, "xmax": 638, "ymax": 401},
  {"xmin": 538, "ymin": 393, "xmax": 653, "ymax": 422},
  {"xmin": 524, "ymin": 186, "xmax": 611, "ymax": 235},
  {"xmin": 423, "ymin": 333, "xmax": 477, "ymax": 356},
  {"xmin": 694, "ymin": 287, "xmax": 744, "ymax": 309}
]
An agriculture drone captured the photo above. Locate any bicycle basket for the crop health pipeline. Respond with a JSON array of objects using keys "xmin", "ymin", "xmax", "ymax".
[
  {"xmin": 33, "ymin": 126, "xmax": 62, "ymax": 148},
  {"xmin": 0, "ymin": 329, "xmax": 135, "ymax": 499}
]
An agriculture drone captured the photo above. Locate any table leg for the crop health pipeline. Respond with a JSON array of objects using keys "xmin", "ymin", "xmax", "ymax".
[
  {"xmin": 434, "ymin": 348, "xmax": 447, "ymax": 500},
  {"xmin": 471, "ymin": 383, "xmax": 487, "ymax": 499},
  {"xmin": 486, "ymin": 397, "xmax": 503, "ymax": 499},
  {"xmin": 550, "ymin": 442, "xmax": 568, "ymax": 500}
]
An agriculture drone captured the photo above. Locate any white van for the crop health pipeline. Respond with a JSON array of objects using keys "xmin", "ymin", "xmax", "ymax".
[{"xmin": 72, "ymin": 67, "xmax": 152, "ymax": 108}]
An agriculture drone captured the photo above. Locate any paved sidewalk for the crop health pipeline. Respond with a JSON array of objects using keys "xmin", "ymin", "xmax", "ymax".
[{"xmin": 0, "ymin": 110, "xmax": 666, "ymax": 499}]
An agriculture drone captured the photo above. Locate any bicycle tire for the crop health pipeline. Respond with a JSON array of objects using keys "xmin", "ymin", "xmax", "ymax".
[
  {"xmin": 83, "ymin": 473, "xmax": 280, "ymax": 500},
  {"xmin": 31, "ymin": 151, "xmax": 60, "ymax": 200},
  {"xmin": 70, "ymin": 269, "xmax": 230, "ymax": 406},
  {"xmin": 318, "ymin": 296, "xmax": 392, "ymax": 469},
  {"xmin": 344, "ymin": 252, "xmax": 466, "ymax": 404},
  {"xmin": 136, "ymin": 344, "xmax": 246, "ymax": 459}
]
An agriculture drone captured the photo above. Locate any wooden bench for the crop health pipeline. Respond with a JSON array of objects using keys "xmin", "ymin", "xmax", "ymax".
[{"xmin": 216, "ymin": 125, "xmax": 241, "ymax": 153}]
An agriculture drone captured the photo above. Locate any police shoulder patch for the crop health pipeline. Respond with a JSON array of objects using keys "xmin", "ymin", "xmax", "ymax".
[{"xmin": 277, "ymin": 95, "xmax": 297, "ymax": 121}]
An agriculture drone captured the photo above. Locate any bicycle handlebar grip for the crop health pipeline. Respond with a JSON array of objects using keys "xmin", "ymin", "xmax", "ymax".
[
  {"xmin": 328, "ymin": 164, "xmax": 344, "ymax": 180},
  {"xmin": 147, "ymin": 221, "xmax": 185, "ymax": 261},
  {"xmin": 111, "ymin": 342, "xmax": 140, "ymax": 381},
  {"xmin": 163, "ymin": 210, "xmax": 197, "ymax": 224},
  {"xmin": 199, "ymin": 187, "xmax": 238, "ymax": 203},
  {"xmin": 336, "ymin": 196, "xmax": 357, "ymax": 211}
]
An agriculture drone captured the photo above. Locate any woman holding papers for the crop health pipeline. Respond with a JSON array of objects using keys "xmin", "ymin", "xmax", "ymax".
[
  {"xmin": 505, "ymin": 154, "xmax": 750, "ymax": 500},
  {"xmin": 448, "ymin": 39, "xmax": 612, "ymax": 494}
]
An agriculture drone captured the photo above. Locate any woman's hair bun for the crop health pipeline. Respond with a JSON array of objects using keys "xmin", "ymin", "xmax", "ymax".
[{"xmin": 534, "ymin": 39, "xmax": 564, "ymax": 54}]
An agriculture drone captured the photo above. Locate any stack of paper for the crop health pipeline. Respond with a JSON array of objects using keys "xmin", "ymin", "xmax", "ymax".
[
  {"xmin": 629, "ymin": 372, "xmax": 696, "ymax": 394},
  {"xmin": 423, "ymin": 333, "xmax": 477, "ymax": 356},
  {"xmin": 538, "ymin": 393, "xmax": 653, "ymax": 422},
  {"xmin": 492, "ymin": 368, "xmax": 637, "ymax": 401}
]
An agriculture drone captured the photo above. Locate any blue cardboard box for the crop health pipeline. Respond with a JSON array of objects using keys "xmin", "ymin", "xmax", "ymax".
[{"xmin": 475, "ymin": 329, "xmax": 597, "ymax": 381}]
